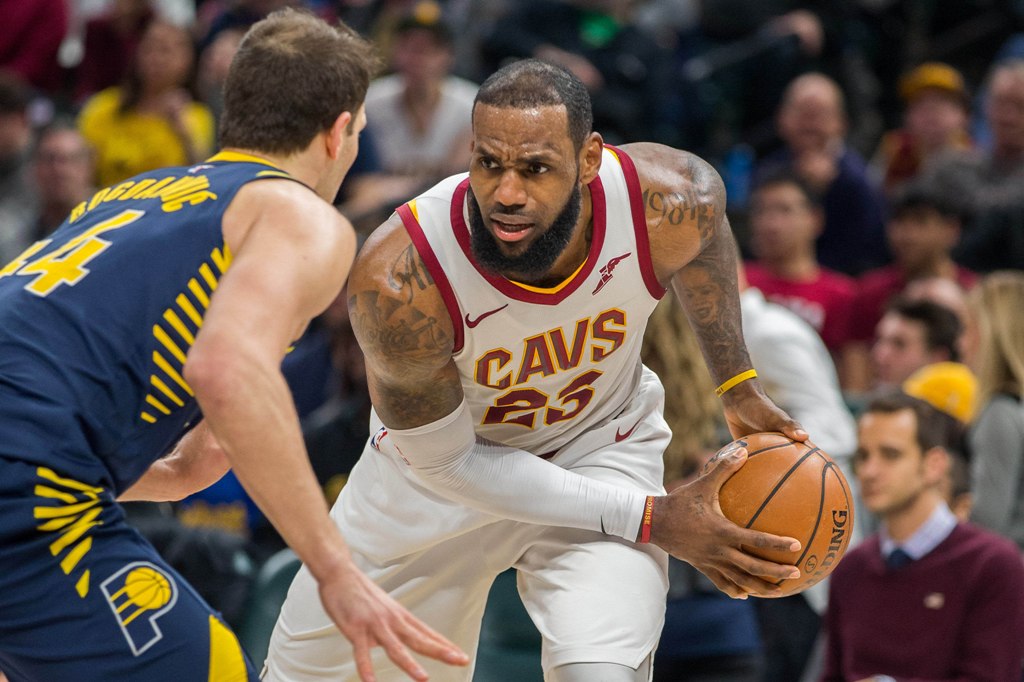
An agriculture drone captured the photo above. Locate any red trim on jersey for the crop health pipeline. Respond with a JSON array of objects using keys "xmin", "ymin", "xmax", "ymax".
[
  {"xmin": 449, "ymin": 177, "xmax": 607, "ymax": 305},
  {"xmin": 605, "ymin": 145, "xmax": 666, "ymax": 299},
  {"xmin": 397, "ymin": 202, "xmax": 465, "ymax": 354}
]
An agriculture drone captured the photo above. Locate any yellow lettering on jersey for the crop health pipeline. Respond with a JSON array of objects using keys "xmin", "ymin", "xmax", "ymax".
[
  {"xmin": 69, "ymin": 201, "xmax": 87, "ymax": 223},
  {"xmin": 121, "ymin": 178, "xmax": 157, "ymax": 200},
  {"xmin": 87, "ymin": 188, "xmax": 110, "ymax": 211},
  {"xmin": 134, "ymin": 177, "xmax": 176, "ymax": 199},
  {"xmin": 159, "ymin": 176, "xmax": 218, "ymax": 212},
  {"xmin": 0, "ymin": 239, "xmax": 50, "ymax": 277},
  {"xmin": 141, "ymin": 412, "xmax": 157, "ymax": 424},
  {"xmin": 104, "ymin": 181, "xmax": 135, "ymax": 201},
  {"xmin": 13, "ymin": 210, "xmax": 144, "ymax": 296}
]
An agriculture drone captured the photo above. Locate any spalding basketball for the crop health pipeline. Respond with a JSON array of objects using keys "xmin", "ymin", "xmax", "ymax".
[{"xmin": 714, "ymin": 432, "xmax": 854, "ymax": 597}]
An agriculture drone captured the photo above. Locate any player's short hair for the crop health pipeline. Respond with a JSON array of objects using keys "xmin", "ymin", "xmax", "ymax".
[
  {"xmin": 474, "ymin": 59, "xmax": 593, "ymax": 152},
  {"xmin": 863, "ymin": 391, "xmax": 963, "ymax": 456},
  {"xmin": 219, "ymin": 8, "xmax": 380, "ymax": 155}
]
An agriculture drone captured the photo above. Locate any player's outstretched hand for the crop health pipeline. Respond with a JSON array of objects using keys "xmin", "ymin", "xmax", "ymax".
[
  {"xmin": 649, "ymin": 446, "xmax": 802, "ymax": 599},
  {"xmin": 720, "ymin": 382, "xmax": 808, "ymax": 443},
  {"xmin": 318, "ymin": 567, "xmax": 469, "ymax": 681}
]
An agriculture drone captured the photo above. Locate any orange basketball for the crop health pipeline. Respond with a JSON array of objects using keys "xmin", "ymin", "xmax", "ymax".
[{"xmin": 714, "ymin": 432, "xmax": 854, "ymax": 597}]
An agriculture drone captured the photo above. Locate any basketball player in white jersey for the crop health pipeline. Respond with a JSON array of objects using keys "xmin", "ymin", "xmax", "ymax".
[{"xmin": 264, "ymin": 59, "xmax": 809, "ymax": 682}]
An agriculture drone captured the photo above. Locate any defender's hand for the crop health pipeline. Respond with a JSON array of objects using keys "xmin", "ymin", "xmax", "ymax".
[
  {"xmin": 649, "ymin": 446, "xmax": 802, "ymax": 599},
  {"xmin": 720, "ymin": 381, "xmax": 807, "ymax": 443},
  {"xmin": 318, "ymin": 567, "xmax": 469, "ymax": 681}
]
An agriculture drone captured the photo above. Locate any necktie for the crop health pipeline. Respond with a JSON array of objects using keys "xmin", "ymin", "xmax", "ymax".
[{"xmin": 887, "ymin": 548, "xmax": 912, "ymax": 569}]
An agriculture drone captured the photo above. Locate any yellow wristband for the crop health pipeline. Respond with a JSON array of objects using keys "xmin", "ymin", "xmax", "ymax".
[{"xmin": 715, "ymin": 369, "xmax": 757, "ymax": 397}]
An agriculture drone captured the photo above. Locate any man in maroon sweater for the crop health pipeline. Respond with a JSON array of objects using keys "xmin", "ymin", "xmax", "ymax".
[{"xmin": 822, "ymin": 392, "xmax": 1024, "ymax": 682}]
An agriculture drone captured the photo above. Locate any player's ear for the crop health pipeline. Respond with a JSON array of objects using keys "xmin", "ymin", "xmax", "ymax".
[
  {"xmin": 326, "ymin": 111, "xmax": 354, "ymax": 160},
  {"xmin": 578, "ymin": 132, "xmax": 603, "ymax": 185}
]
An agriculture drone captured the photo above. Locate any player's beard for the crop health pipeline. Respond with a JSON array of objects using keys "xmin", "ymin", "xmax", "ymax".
[{"xmin": 467, "ymin": 183, "xmax": 582, "ymax": 279}]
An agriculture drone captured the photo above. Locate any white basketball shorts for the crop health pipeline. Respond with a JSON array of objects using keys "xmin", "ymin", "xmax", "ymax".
[{"xmin": 263, "ymin": 367, "xmax": 670, "ymax": 681}]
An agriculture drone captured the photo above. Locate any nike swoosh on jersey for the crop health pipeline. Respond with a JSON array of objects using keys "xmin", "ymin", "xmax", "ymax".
[
  {"xmin": 465, "ymin": 303, "xmax": 509, "ymax": 328},
  {"xmin": 614, "ymin": 418, "xmax": 644, "ymax": 442}
]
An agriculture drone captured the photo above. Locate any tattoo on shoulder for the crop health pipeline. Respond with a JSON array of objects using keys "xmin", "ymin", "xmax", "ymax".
[
  {"xmin": 388, "ymin": 244, "xmax": 434, "ymax": 303},
  {"xmin": 642, "ymin": 187, "xmax": 717, "ymax": 245},
  {"xmin": 348, "ymin": 290, "xmax": 451, "ymax": 368}
]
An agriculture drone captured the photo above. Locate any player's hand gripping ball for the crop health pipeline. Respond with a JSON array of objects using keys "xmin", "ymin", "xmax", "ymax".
[{"xmin": 710, "ymin": 432, "xmax": 854, "ymax": 596}]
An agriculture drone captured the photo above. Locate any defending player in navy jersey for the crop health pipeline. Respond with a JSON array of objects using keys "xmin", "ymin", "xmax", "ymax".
[
  {"xmin": 0, "ymin": 9, "xmax": 466, "ymax": 682},
  {"xmin": 267, "ymin": 60, "xmax": 809, "ymax": 681}
]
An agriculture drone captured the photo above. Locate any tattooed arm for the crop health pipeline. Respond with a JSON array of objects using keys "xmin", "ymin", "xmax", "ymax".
[
  {"xmin": 618, "ymin": 143, "xmax": 806, "ymax": 598},
  {"xmin": 622, "ymin": 142, "xmax": 805, "ymax": 440},
  {"xmin": 347, "ymin": 214, "xmax": 659, "ymax": 542},
  {"xmin": 348, "ymin": 214, "xmax": 464, "ymax": 428}
]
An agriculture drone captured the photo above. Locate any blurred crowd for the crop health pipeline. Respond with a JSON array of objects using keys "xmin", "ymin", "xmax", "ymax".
[{"xmin": 3, "ymin": 0, "xmax": 1024, "ymax": 680}]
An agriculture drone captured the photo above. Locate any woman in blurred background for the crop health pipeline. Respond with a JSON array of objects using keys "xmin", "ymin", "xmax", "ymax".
[
  {"xmin": 963, "ymin": 270, "xmax": 1024, "ymax": 552},
  {"xmin": 78, "ymin": 19, "xmax": 213, "ymax": 187}
]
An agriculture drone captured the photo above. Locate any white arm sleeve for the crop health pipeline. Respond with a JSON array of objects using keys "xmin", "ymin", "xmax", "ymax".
[{"xmin": 386, "ymin": 399, "xmax": 648, "ymax": 541}]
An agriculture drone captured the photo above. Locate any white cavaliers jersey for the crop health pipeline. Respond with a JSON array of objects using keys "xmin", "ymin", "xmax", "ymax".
[{"xmin": 397, "ymin": 146, "xmax": 666, "ymax": 454}]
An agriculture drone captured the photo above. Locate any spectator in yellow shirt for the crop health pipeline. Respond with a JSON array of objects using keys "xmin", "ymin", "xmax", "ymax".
[{"xmin": 78, "ymin": 19, "xmax": 214, "ymax": 187}]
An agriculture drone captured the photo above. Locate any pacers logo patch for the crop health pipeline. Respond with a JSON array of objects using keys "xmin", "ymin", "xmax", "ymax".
[{"xmin": 101, "ymin": 562, "xmax": 178, "ymax": 656}]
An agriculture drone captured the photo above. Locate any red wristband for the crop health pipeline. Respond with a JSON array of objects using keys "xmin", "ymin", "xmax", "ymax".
[{"xmin": 639, "ymin": 495, "xmax": 654, "ymax": 544}]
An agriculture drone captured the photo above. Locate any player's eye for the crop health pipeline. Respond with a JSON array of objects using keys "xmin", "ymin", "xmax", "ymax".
[
  {"xmin": 478, "ymin": 157, "xmax": 499, "ymax": 170},
  {"xmin": 528, "ymin": 163, "xmax": 549, "ymax": 175}
]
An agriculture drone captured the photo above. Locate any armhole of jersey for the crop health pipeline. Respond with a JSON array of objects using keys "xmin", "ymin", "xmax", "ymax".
[
  {"xmin": 605, "ymin": 145, "xmax": 666, "ymax": 300},
  {"xmin": 397, "ymin": 202, "xmax": 465, "ymax": 354}
]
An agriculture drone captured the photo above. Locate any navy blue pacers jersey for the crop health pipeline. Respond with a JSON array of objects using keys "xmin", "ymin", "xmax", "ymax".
[{"xmin": 0, "ymin": 151, "xmax": 297, "ymax": 494}]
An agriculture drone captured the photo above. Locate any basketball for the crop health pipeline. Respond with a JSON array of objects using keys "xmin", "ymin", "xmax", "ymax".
[{"xmin": 713, "ymin": 432, "xmax": 854, "ymax": 597}]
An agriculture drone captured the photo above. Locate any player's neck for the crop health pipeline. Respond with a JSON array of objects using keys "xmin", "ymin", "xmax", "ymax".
[{"xmin": 221, "ymin": 147, "xmax": 324, "ymax": 197}]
